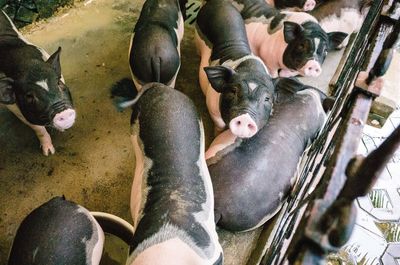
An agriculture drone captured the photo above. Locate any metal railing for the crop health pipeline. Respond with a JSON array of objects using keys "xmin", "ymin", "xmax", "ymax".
[{"xmin": 260, "ymin": 0, "xmax": 400, "ymax": 264}]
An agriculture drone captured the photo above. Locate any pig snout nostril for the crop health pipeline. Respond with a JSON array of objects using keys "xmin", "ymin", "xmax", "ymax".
[
  {"xmin": 248, "ymin": 123, "xmax": 255, "ymax": 129},
  {"xmin": 237, "ymin": 120, "xmax": 241, "ymax": 126}
]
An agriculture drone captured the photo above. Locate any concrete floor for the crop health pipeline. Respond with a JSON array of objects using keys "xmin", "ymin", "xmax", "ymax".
[
  {"xmin": 1, "ymin": 0, "xmax": 397, "ymax": 264},
  {"xmin": 0, "ymin": 1, "xmax": 262, "ymax": 264}
]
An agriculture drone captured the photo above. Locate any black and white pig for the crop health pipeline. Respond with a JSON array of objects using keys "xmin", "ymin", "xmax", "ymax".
[
  {"xmin": 0, "ymin": 10, "xmax": 75, "ymax": 155},
  {"xmin": 310, "ymin": 0, "xmax": 370, "ymax": 49},
  {"xmin": 205, "ymin": 79, "xmax": 327, "ymax": 232},
  {"xmin": 266, "ymin": 0, "xmax": 317, "ymax": 11},
  {"xmin": 129, "ymin": 0, "xmax": 186, "ymax": 90},
  {"xmin": 228, "ymin": 0, "xmax": 347, "ymax": 78},
  {"xmin": 8, "ymin": 197, "xmax": 104, "ymax": 265},
  {"xmin": 196, "ymin": 0, "xmax": 275, "ymax": 138},
  {"xmin": 114, "ymin": 83, "xmax": 223, "ymax": 264}
]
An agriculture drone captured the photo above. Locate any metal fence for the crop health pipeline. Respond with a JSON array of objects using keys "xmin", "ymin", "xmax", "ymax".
[{"xmin": 259, "ymin": 0, "xmax": 400, "ymax": 263}]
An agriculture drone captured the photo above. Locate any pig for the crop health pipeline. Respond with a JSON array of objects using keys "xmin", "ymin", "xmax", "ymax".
[
  {"xmin": 206, "ymin": 79, "xmax": 327, "ymax": 232},
  {"xmin": 8, "ymin": 197, "xmax": 104, "ymax": 265},
  {"xmin": 195, "ymin": 0, "xmax": 275, "ymax": 138},
  {"xmin": 310, "ymin": 0, "xmax": 371, "ymax": 49},
  {"xmin": 0, "ymin": 10, "xmax": 75, "ymax": 155},
  {"xmin": 266, "ymin": 0, "xmax": 317, "ymax": 11},
  {"xmin": 113, "ymin": 83, "xmax": 223, "ymax": 265},
  {"xmin": 129, "ymin": 0, "xmax": 186, "ymax": 90},
  {"xmin": 227, "ymin": 0, "xmax": 348, "ymax": 78}
]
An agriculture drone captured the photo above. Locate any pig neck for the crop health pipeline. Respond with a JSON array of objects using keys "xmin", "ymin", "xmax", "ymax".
[
  {"xmin": 247, "ymin": 23, "xmax": 287, "ymax": 76},
  {"xmin": 211, "ymin": 40, "xmax": 251, "ymax": 64}
]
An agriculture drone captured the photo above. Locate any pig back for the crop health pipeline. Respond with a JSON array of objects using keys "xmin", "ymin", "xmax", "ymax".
[
  {"xmin": 130, "ymin": 85, "xmax": 221, "ymax": 261},
  {"xmin": 208, "ymin": 89, "xmax": 326, "ymax": 231}
]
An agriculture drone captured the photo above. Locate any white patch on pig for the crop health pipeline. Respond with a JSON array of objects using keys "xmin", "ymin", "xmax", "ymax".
[
  {"xmin": 127, "ymin": 223, "xmax": 207, "ymax": 264},
  {"xmin": 282, "ymin": 11, "xmax": 318, "ymax": 24},
  {"xmin": 6, "ymin": 104, "xmax": 55, "ymax": 155},
  {"xmin": 35, "ymin": 79, "xmax": 49, "ymax": 91},
  {"xmin": 75, "ymin": 207, "xmax": 105, "ymax": 265},
  {"xmin": 319, "ymin": 8, "xmax": 364, "ymax": 48},
  {"xmin": 248, "ymin": 82, "xmax": 257, "ymax": 91},
  {"xmin": 32, "ymin": 247, "xmax": 39, "ymax": 262},
  {"xmin": 313, "ymin": 38, "xmax": 320, "ymax": 57},
  {"xmin": 221, "ymin": 54, "xmax": 270, "ymax": 76},
  {"xmin": 130, "ymin": 122, "xmax": 152, "ymax": 230},
  {"xmin": 166, "ymin": 5, "xmax": 184, "ymax": 88},
  {"xmin": 193, "ymin": 120, "xmax": 223, "ymax": 261}
]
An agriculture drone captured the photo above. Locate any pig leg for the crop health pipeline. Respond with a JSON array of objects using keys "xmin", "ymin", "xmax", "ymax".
[
  {"xmin": 6, "ymin": 104, "xmax": 55, "ymax": 156},
  {"xmin": 205, "ymin": 129, "xmax": 237, "ymax": 160},
  {"xmin": 279, "ymin": 68, "xmax": 300, "ymax": 78}
]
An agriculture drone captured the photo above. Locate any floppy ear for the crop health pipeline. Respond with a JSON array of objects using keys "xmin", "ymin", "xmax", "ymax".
[
  {"xmin": 327, "ymin": 32, "xmax": 348, "ymax": 50},
  {"xmin": 46, "ymin": 46, "xmax": 62, "ymax": 78},
  {"xmin": 204, "ymin": 66, "xmax": 236, "ymax": 93},
  {"xmin": 0, "ymin": 73, "xmax": 15, "ymax": 104},
  {"xmin": 283, "ymin": 21, "xmax": 303, "ymax": 43}
]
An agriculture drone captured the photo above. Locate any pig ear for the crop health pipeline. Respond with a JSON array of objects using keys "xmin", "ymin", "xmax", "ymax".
[
  {"xmin": 0, "ymin": 73, "xmax": 15, "ymax": 104},
  {"xmin": 283, "ymin": 21, "xmax": 303, "ymax": 43},
  {"xmin": 204, "ymin": 66, "xmax": 236, "ymax": 93},
  {"xmin": 327, "ymin": 32, "xmax": 348, "ymax": 50},
  {"xmin": 46, "ymin": 47, "xmax": 62, "ymax": 78}
]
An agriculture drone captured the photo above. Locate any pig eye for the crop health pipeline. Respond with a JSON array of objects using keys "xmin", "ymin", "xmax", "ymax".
[
  {"xmin": 25, "ymin": 93, "xmax": 37, "ymax": 104},
  {"xmin": 264, "ymin": 96, "xmax": 271, "ymax": 102}
]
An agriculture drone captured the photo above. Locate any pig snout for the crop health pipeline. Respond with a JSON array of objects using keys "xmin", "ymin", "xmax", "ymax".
[
  {"xmin": 301, "ymin": 60, "xmax": 322, "ymax": 77},
  {"xmin": 229, "ymin": 114, "xmax": 258, "ymax": 138},
  {"xmin": 53, "ymin": 108, "xmax": 76, "ymax": 131},
  {"xmin": 303, "ymin": 0, "xmax": 316, "ymax": 11}
]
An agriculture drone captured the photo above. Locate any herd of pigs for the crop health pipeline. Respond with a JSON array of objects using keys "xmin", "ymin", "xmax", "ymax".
[{"xmin": 0, "ymin": 0, "xmax": 371, "ymax": 264}]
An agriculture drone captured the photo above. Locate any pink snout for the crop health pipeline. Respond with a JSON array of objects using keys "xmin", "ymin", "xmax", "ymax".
[
  {"xmin": 303, "ymin": 0, "xmax": 316, "ymax": 11},
  {"xmin": 229, "ymin": 114, "xmax": 258, "ymax": 138},
  {"xmin": 300, "ymin": 60, "xmax": 322, "ymax": 77},
  {"xmin": 53, "ymin": 108, "xmax": 76, "ymax": 131}
]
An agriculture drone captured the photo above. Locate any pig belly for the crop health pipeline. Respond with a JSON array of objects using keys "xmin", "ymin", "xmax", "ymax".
[{"xmin": 129, "ymin": 238, "xmax": 206, "ymax": 265}]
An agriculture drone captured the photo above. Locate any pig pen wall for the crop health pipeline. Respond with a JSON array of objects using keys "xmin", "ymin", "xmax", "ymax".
[{"xmin": 0, "ymin": 0, "xmax": 272, "ymax": 264}]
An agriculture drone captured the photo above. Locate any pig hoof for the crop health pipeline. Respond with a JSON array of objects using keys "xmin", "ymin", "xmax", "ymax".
[{"xmin": 41, "ymin": 143, "xmax": 56, "ymax": 156}]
